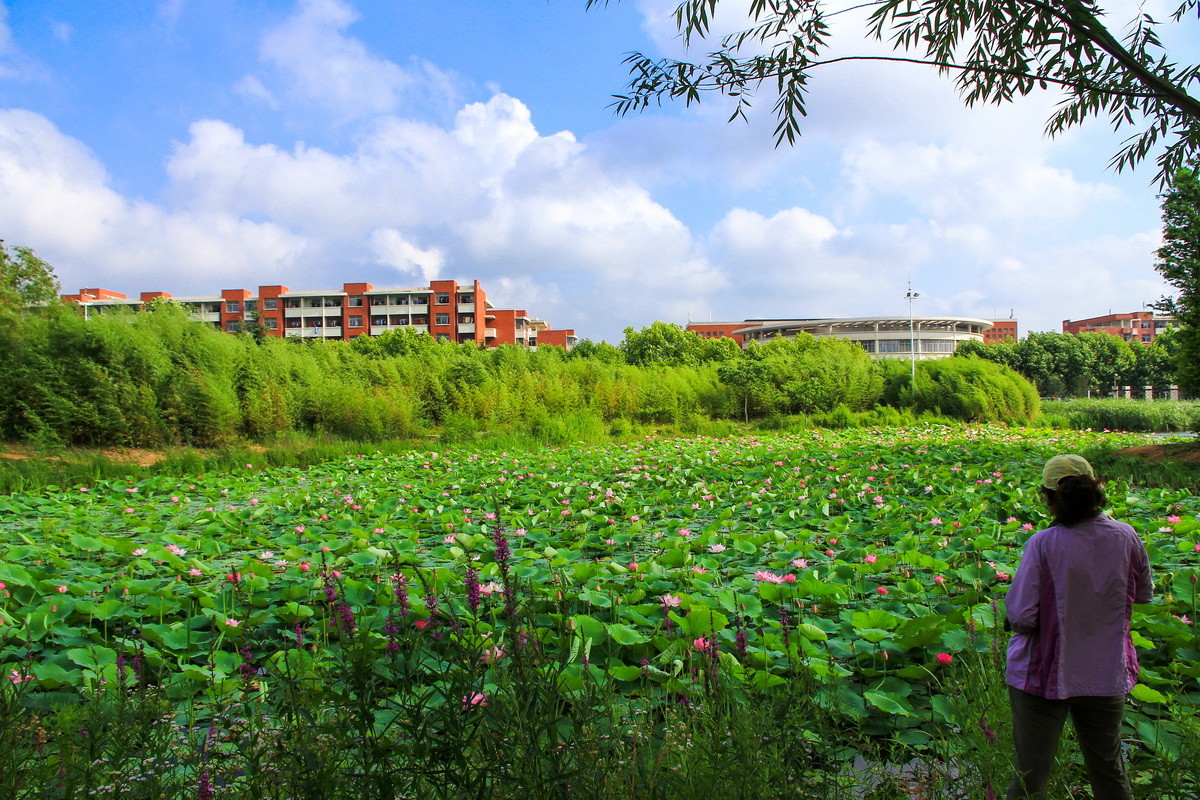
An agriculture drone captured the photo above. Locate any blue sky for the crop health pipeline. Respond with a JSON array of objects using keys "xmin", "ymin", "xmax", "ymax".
[{"xmin": 0, "ymin": 0, "xmax": 1187, "ymax": 341}]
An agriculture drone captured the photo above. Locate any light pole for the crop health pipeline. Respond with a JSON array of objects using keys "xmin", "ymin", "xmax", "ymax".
[{"xmin": 906, "ymin": 281, "xmax": 920, "ymax": 382}]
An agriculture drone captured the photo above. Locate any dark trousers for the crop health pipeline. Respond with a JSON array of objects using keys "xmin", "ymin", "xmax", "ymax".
[{"xmin": 1008, "ymin": 686, "xmax": 1134, "ymax": 800}]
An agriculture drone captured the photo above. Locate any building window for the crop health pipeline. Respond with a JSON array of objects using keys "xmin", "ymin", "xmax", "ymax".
[
  {"xmin": 390, "ymin": 315, "xmax": 409, "ymax": 326},
  {"xmin": 458, "ymin": 293, "xmax": 473, "ymax": 303},
  {"xmin": 920, "ymin": 339, "xmax": 956, "ymax": 353},
  {"xmin": 877, "ymin": 339, "xmax": 908, "ymax": 353},
  {"xmin": 348, "ymin": 296, "xmax": 363, "ymax": 307},
  {"xmin": 412, "ymin": 295, "xmax": 428, "ymax": 305},
  {"xmin": 412, "ymin": 315, "xmax": 428, "ymax": 325},
  {"xmin": 263, "ymin": 317, "xmax": 278, "ymax": 330},
  {"xmin": 858, "ymin": 340, "xmax": 876, "ymax": 353},
  {"xmin": 372, "ymin": 316, "xmax": 387, "ymax": 326},
  {"xmin": 370, "ymin": 296, "xmax": 387, "ymax": 306},
  {"xmin": 1142, "ymin": 335, "xmax": 1152, "ymax": 342},
  {"xmin": 436, "ymin": 333, "xmax": 450, "ymax": 342},
  {"xmin": 435, "ymin": 313, "xmax": 450, "ymax": 326},
  {"xmin": 226, "ymin": 301, "xmax": 240, "ymax": 313},
  {"xmin": 515, "ymin": 319, "xmax": 525, "ymax": 329},
  {"xmin": 226, "ymin": 320, "xmax": 242, "ymax": 333},
  {"xmin": 284, "ymin": 298, "xmax": 301, "ymax": 308},
  {"xmin": 435, "ymin": 293, "xmax": 450, "ymax": 305},
  {"xmin": 349, "ymin": 315, "xmax": 363, "ymax": 328},
  {"xmin": 459, "ymin": 314, "xmax": 474, "ymax": 324},
  {"xmin": 262, "ymin": 298, "xmax": 278, "ymax": 310},
  {"xmin": 286, "ymin": 319, "xmax": 301, "ymax": 329},
  {"xmin": 325, "ymin": 316, "xmax": 341, "ymax": 327}
]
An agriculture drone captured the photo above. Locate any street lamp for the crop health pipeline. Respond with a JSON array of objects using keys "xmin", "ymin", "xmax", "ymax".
[{"xmin": 906, "ymin": 282, "xmax": 920, "ymax": 382}]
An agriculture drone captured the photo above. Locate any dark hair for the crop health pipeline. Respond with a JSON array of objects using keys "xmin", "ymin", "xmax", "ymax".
[{"xmin": 1042, "ymin": 474, "xmax": 1107, "ymax": 526}]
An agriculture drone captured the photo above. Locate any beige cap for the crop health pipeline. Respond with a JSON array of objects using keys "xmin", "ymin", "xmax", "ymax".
[{"xmin": 1042, "ymin": 454, "xmax": 1095, "ymax": 490}]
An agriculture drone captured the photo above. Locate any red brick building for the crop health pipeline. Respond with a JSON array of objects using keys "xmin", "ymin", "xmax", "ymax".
[
  {"xmin": 63, "ymin": 279, "xmax": 575, "ymax": 349},
  {"xmin": 984, "ymin": 318, "xmax": 1019, "ymax": 343},
  {"xmin": 1062, "ymin": 311, "xmax": 1175, "ymax": 344},
  {"xmin": 685, "ymin": 322, "xmax": 750, "ymax": 346}
]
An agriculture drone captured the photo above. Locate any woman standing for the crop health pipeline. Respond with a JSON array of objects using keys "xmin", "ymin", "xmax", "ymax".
[{"xmin": 1005, "ymin": 454, "xmax": 1154, "ymax": 800}]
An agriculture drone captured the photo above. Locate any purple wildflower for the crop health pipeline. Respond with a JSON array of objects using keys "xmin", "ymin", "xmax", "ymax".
[
  {"xmin": 293, "ymin": 621, "xmax": 304, "ymax": 648},
  {"xmin": 197, "ymin": 771, "xmax": 214, "ymax": 800},
  {"xmin": 978, "ymin": 716, "xmax": 996, "ymax": 744},
  {"xmin": 492, "ymin": 528, "xmax": 511, "ymax": 572},
  {"xmin": 464, "ymin": 567, "xmax": 481, "ymax": 613},
  {"xmin": 238, "ymin": 644, "xmax": 255, "ymax": 681},
  {"xmin": 392, "ymin": 573, "xmax": 410, "ymax": 617}
]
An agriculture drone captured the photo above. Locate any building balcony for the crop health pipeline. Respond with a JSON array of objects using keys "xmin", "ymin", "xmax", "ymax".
[
  {"xmin": 458, "ymin": 303, "xmax": 475, "ymax": 313},
  {"xmin": 458, "ymin": 323, "xmax": 475, "ymax": 334},
  {"xmin": 485, "ymin": 328, "xmax": 497, "ymax": 339}
]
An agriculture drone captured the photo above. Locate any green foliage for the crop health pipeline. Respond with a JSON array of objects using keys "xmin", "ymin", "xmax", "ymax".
[
  {"xmin": 1156, "ymin": 167, "xmax": 1200, "ymax": 393},
  {"xmin": 1, "ymin": 425, "xmax": 1197, "ymax": 797},
  {"xmin": 883, "ymin": 356, "xmax": 1041, "ymax": 424},
  {"xmin": 1042, "ymin": 398, "xmax": 1200, "ymax": 432},
  {"xmin": 594, "ymin": 0, "xmax": 1200, "ymax": 183},
  {"xmin": 0, "ymin": 240, "xmax": 60, "ymax": 308},
  {"xmin": 958, "ymin": 331, "xmax": 1179, "ymax": 397}
]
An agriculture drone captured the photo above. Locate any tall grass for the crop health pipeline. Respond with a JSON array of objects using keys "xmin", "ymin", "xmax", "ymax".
[{"xmin": 1043, "ymin": 399, "xmax": 1200, "ymax": 432}]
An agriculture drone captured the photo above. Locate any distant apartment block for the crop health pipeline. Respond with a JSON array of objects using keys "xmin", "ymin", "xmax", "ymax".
[
  {"xmin": 62, "ymin": 279, "xmax": 576, "ymax": 350},
  {"xmin": 984, "ymin": 318, "xmax": 1019, "ymax": 343},
  {"xmin": 1062, "ymin": 310, "xmax": 1174, "ymax": 344},
  {"xmin": 686, "ymin": 316, "xmax": 994, "ymax": 360}
]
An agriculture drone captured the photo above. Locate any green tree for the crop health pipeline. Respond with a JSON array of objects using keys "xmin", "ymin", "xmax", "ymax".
[
  {"xmin": 0, "ymin": 241, "xmax": 60, "ymax": 308},
  {"xmin": 620, "ymin": 321, "xmax": 706, "ymax": 366},
  {"xmin": 716, "ymin": 356, "xmax": 773, "ymax": 421},
  {"xmin": 594, "ymin": 0, "xmax": 1200, "ymax": 182},
  {"xmin": 1155, "ymin": 167, "xmax": 1200, "ymax": 392}
]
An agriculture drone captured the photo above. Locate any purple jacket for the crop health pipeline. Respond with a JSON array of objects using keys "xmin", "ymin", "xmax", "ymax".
[{"xmin": 1005, "ymin": 514, "xmax": 1153, "ymax": 699}]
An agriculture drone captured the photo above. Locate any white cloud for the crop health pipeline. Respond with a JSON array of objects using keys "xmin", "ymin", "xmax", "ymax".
[
  {"xmin": 49, "ymin": 21, "xmax": 72, "ymax": 43},
  {"xmin": 369, "ymin": 228, "xmax": 444, "ymax": 281},
  {"xmin": 0, "ymin": 109, "xmax": 307, "ymax": 292},
  {"xmin": 245, "ymin": 0, "xmax": 458, "ymax": 123}
]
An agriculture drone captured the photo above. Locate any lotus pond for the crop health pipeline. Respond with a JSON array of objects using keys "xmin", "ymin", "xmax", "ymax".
[{"xmin": 2, "ymin": 424, "xmax": 1199, "ymax": 797}]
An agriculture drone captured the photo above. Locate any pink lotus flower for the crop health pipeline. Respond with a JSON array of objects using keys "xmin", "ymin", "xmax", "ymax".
[
  {"xmin": 824, "ymin": 549, "xmax": 835, "ymax": 556},
  {"xmin": 299, "ymin": 562, "xmax": 311, "ymax": 572},
  {"xmin": 864, "ymin": 554, "xmax": 878, "ymax": 564},
  {"xmin": 374, "ymin": 528, "xmax": 386, "ymax": 534},
  {"xmin": 166, "ymin": 544, "xmax": 186, "ymax": 556},
  {"xmin": 443, "ymin": 535, "xmax": 457, "ymax": 544},
  {"xmin": 188, "ymin": 568, "xmax": 202, "ymax": 577},
  {"xmin": 1021, "ymin": 523, "xmax": 1034, "ymax": 531},
  {"xmin": 933, "ymin": 575, "xmax": 946, "ymax": 585},
  {"xmin": 1167, "ymin": 515, "xmax": 1182, "ymax": 524},
  {"xmin": 463, "ymin": 691, "xmax": 488, "ymax": 708},
  {"xmin": 225, "ymin": 619, "xmax": 240, "ymax": 628},
  {"xmin": 692, "ymin": 637, "xmax": 713, "ymax": 652},
  {"xmin": 930, "ymin": 518, "xmax": 943, "ymax": 525},
  {"xmin": 480, "ymin": 647, "xmax": 505, "ymax": 664},
  {"xmin": 628, "ymin": 561, "xmax": 639, "ymax": 571},
  {"xmin": 936, "ymin": 653, "xmax": 953, "ymax": 666},
  {"xmin": 708, "ymin": 544, "xmax": 727, "ymax": 553},
  {"xmin": 876, "ymin": 587, "xmax": 889, "ymax": 595},
  {"xmin": 659, "ymin": 594, "xmax": 682, "ymax": 607},
  {"xmin": 754, "ymin": 571, "xmax": 784, "ymax": 584},
  {"xmin": 56, "ymin": 585, "xmax": 68, "ymax": 594},
  {"xmin": 792, "ymin": 558, "xmax": 808, "ymax": 568},
  {"xmin": 783, "ymin": 574, "xmax": 797, "ymax": 583},
  {"xmin": 692, "ymin": 566, "xmax": 708, "ymax": 574},
  {"xmin": 132, "ymin": 548, "xmax": 148, "ymax": 556},
  {"xmin": 295, "ymin": 525, "xmax": 306, "ymax": 534}
]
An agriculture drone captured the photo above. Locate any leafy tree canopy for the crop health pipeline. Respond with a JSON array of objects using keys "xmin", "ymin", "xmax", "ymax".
[
  {"xmin": 1155, "ymin": 167, "xmax": 1200, "ymax": 391},
  {"xmin": 0, "ymin": 240, "xmax": 60, "ymax": 308},
  {"xmin": 590, "ymin": 0, "xmax": 1200, "ymax": 183}
]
